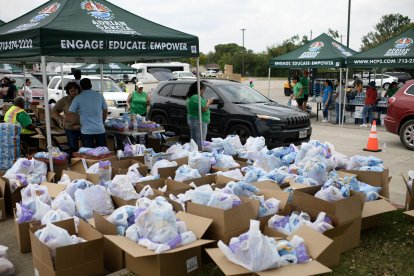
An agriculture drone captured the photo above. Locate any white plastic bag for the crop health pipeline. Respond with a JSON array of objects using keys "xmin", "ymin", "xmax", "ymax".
[
  {"xmin": 108, "ymin": 175, "xmax": 140, "ymax": 200},
  {"xmin": 222, "ymin": 135, "xmax": 243, "ymax": 156},
  {"xmin": 0, "ymin": 258, "xmax": 14, "ymax": 276},
  {"xmin": 215, "ymin": 154, "xmax": 239, "ymax": 169},
  {"xmin": 254, "ymin": 151, "xmax": 283, "ymax": 172},
  {"xmin": 34, "ymin": 223, "xmax": 79, "ymax": 255},
  {"xmin": 218, "ymin": 220, "xmax": 281, "ymax": 272},
  {"xmin": 188, "ymin": 151, "xmax": 212, "ymax": 175},
  {"xmin": 52, "ymin": 191, "xmax": 76, "ymax": 217},
  {"xmin": 182, "ymin": 139, "xmax": 199, "ymax": 152},
  {"xmin": 41, "ymin": 209, "xmax": 71, "ymax": 225},
  {"xmin": 86, "ymin": 161, "xmax": 112, "ymax": 184},
  {"xmin": 75, "ymin": 185, "xmax": 114, "ymax": 219},
  {"xmin": 150, "ymin": 160, "xmax": 177, "ymax": 176},
  {"xmin": 216, "ymin": 169, "xmax": 244, "ymax": 181},
  {"xmin": 126, "ymin": 163, "xmax": 143, "ymax": 184},
  {"xmin": 174, "ymin": 165, "xmax": 201, "ymax": 182}
]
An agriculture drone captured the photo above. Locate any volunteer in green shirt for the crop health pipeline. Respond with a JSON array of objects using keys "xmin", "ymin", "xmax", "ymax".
[
  {"xmin": 291, "ymin": 76, "xmax": 304, "ymax": 108},
  {"xmin": 186, "ymin": 81, "xmax": 212, "ymax": 149},
  {"xmin": 300, "ymin": 70, "xmax": 309, "ymax": 111},
  {"xmin": 127, "ymin": 81, "xmax": 148, "ymax": 116},
  {"xmin": 384, "ymin": 81, "xmax": 398, "ymax": 97}
]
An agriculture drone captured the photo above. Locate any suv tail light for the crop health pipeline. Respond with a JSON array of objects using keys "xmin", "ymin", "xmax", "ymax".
[{"xmin": 388, "ymin": 97, "xmax": 396, "ymax": 107}]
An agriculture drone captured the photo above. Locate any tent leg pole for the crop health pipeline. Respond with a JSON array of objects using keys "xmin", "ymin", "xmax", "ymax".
[
  {"xmin": 267, "ymin": 68, "xmax": 271, "ymax": 98},
  {"xmin": 23, "ymin": 65, "xmax": 26, "ymax": 104},
  {"xmin": 342, "ymin": 68, "xmax": 349, "ymax": 128},
  {"xmin": 60, "ymin": 62, "xmax": 64, "ymax": 99},
  {"xmin": 339, "ymin": 68, "xmax": 342, "ymax": 128},
  {"xmin": 196, "ymin": 58, "xmax": 203, "ymax": 150},
  {"xmin": 100, "ymin": 63, "xmax": 104, "ymax": 94},
  {"xmin": 41, "ymin": 56, "xmax": 54, "ymax": 172}
]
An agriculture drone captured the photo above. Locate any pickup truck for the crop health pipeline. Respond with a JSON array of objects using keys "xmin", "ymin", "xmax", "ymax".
[
  {"xmin": 202, "ymin": 70, "xmax": 217, "ymax": 77},
  {"xmin": 47, "ymin": 75, "xmax": 128, "ymax": 118}
]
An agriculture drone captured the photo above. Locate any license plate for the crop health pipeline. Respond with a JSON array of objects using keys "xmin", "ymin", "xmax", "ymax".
[{"xmin": 299, "ymin": 130, "xmax": 307, "ymax": 139}]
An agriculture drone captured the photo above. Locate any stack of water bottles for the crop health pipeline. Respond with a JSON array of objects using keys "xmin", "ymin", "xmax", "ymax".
[{"xmin": 0, "ymin": 123, "xmax": 21, "ymax": 170}]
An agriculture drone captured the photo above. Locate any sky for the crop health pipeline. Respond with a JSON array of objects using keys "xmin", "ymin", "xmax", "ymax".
[{"xmin": 0, "ymin": 0, "xmax": 413, "ymax": 54}]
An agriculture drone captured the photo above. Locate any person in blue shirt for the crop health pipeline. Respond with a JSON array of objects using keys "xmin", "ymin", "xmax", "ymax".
[
  {"xmin": 322, "ymin": 80, "xmax": 333, "ymax": 123},
  {"xmin": 68, "ymin": 78, "xmax": 108, "ymax": 148}
]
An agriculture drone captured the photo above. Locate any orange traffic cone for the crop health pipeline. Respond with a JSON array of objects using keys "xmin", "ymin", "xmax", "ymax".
[{"xmin": 363, "ymin": 120, "xmax": 382, "ymax": 152}]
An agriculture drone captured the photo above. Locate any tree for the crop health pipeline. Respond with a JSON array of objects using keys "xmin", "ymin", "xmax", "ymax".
[{"xmin": 361, "ymin": 13, "xmax": 414, "ymax": 51}]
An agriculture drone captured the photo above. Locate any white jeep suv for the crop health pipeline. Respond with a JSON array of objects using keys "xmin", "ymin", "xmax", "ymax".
[{"xmin": 47, "ymin": 76, "xmax": 128, "ymax": 118}]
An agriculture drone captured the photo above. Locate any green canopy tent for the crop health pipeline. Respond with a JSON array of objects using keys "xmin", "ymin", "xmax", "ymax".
[
  {"xmin": 0, "ymin": 63, "xmax": 23, "ymax": 73},
  {"xmin": 0, "ymin": 0, "xmax": 201, "ymax": 170},
  {"xmin": 268, "ymin": 33, "xmax": 358, "ymax": 126},
  {"xmin": 77, "ymin": 62, "xmax": 137, "ymax": 74},
  {"xmin": 348, "ymin": 28, "xmax": 414, "ymax": 68}
]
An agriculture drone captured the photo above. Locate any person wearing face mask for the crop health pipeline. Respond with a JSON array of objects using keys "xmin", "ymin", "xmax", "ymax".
[{"xmin": 52, "ymin": 81, "xmax": 82, "ymax": 153}]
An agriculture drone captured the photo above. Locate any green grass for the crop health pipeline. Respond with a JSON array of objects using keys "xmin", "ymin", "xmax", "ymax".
[{"xmin": 121, "ymin": 211, "xmax": 414, "ymax": 276}]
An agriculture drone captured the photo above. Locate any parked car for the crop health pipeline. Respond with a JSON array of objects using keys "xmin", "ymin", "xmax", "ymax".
[
  {"xmin": 148, "ymin": 79, "xmax": 312, "ymax": 147},
  {"xmin": 0, "ymin": 73, "xmax": 45, "ymax": 102},
  {"xmin": 47, "ymin": 75, "xmax": 128, "ymax": 118},
  {"xmin": 202, "ymin": 70, "xmax": 217, "ymax": 77},
  {"xmin": 384, "ymin": 80, "xmax": 414, "ymax": 150},
  {"xmin": 384, "ymin": 71, "xmax": 412, "ymax": 86},
  {"xmin": 351, "ymin": 74, "xmax": 398, "ymax": 89},
  {"xmin": 171, "ymin": 71, "xmax": 196, "ymax": 80}
]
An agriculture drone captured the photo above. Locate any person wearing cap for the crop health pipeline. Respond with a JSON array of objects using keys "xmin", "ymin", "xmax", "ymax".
[
  {"xmin": 249, "ymin": 80, "xmax": 254, "ymax": 88},
  {"xmin": 127, "ymin": 81, "xmax": 149, "ymax": 116},
  {"xmin": 360, "ymin": 81, "xmax": 378, "ymax": 128},
  {"xmin": 384, "ymin": 81, "xmax": 398, "ymax": 97},
  {"xmin": 300, "ymin": 71, "xmax": 310, "ymax": 111}
]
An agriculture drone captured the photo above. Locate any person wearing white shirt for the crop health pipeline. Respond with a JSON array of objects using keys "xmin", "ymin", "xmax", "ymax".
[{"xmin": 20, "ymin": 78, "xmax": 33, "ymax": 109}]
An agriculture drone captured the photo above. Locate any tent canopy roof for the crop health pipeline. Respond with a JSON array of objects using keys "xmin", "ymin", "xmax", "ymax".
[
  {"xmin": 348, "ymin": 28, "xmax": 414, "ymax": 68},
  {"xmin": 269, "ymin": 33, "xmax": 357, "ymax": 69},
  {"xmin": 77, "ymin": 62, "xmax": 137, "ymax": 74},
  {"xmin": 0, "ymin": 0, "xmax": 199, "ymax": 63}
]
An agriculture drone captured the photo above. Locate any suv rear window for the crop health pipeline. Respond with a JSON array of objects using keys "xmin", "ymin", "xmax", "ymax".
[
  {"xmin": 171, "ymin": 83, "xmax": 191, "ymax": 99},
  {"xmin": 158, "ymin": 84, "xmax": 173, "ymax": 97},
  {"xmin": 406, "ymin": 84, "xmax": 414, "ymax": 95},
  {"xmin": 48, "ymin": 78, "xmax": 59, "ymax": 89}
]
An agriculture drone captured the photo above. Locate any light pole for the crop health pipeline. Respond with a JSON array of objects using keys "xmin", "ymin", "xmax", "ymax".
[{"xmin": 241, "ymin": 28, "xmax": 246, "ymax": 76}]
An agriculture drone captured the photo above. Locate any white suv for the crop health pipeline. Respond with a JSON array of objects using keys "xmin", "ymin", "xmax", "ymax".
[{"xmin": 47, "ymin": 76, "xmax": 128, "ymax": 118}]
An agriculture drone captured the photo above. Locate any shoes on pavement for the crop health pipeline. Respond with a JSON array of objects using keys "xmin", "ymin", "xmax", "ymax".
[
  {"xmin": 360, "ymin": 124, "xmax": 367, "ymax": 127},
  {"xmin": 322, "ymin": 119, "xmax": 328, "ymax": 123}
]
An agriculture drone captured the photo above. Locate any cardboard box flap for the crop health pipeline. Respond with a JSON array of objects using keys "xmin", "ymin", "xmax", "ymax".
[
  {"xmin": 253, "ymin": 180, "xmax": 282, "ymax": 191},
  {"xmin": 94, "ymin": 212, "xmax": 117, "ymax": 235},
  {"xmin": 259, "ymin": 189, "xmax": 289, "ymax": 211},
  {"xmin": 404, "ymin": 210, "xmax": 414, "ymax": 218},
  {"xmin": 105, "ymin": 235, "xmax": 157, "ymax": 258},
  {"xmin": 77, "ymin": 219, "xmax": 103, "ymax": 240},
  {"xmin": 176, "ymin": 211, "xmax": 213, "ymax": 239},
  {"xmin": 402, "ymin": 175, "xmax": 413, "ymax": 197},
  {"xmin": 257, "ymin": 261, "xmax": 331, "ymax": 276},
  {"xmin": 30, "ymin": 231, "xmax": 55, "ymax": 269},
  {"xmin": 40, "ymin": 182, "xmax": 66, "ymax": 199},
  {"xmin": 46, "ymin": 172, "xmax": 55, "ymax": 182},
  {"xmin": 164, "ymin": 239, "xmax": 214, "ymax": 254},
  {"xmin": 184, "ymin": 175, "xmax": 215, "ymax": 186},
  {"xmin": 337, "ymin": 171, "xmax": 357, "ymax": 179},
  {"xmin": 205, "ymin": 248, "xmax": 251, "ymax": 276},
  {"xmin": 362, "ymin": 199, "xmax": 397, "ymax": 218},
  {"xmin": 61, "ymin": 170, "xmax": 99, "ymax": 184},
  {"xmin": 287, "ymin": 226, "xmax": 333, "ymax": 259},
  {"xmin": 0, "ymin": 178, "xmax": 5, "ymax": 197}
]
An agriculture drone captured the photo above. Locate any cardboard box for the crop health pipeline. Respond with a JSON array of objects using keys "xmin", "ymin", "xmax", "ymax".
[
  {"xmin": 158, "ymin": 165, "xmax": 179, "ymax": 179},
  {"xmin": 70, "ymin": 155, "xmax": 117, "ymax": 173},
  {"xmin": 404, "ymin": 210, "xmax": 414, "ymax": 218},
  {"xmin": 183, "ymin": 174, "xmax": 237, "ymax": 189},
  {"xmin": 30, "ymin": 219, "xmax": 104, "ymax": 276},
  {"xmin": 60, "ymin": 170, "xmax": 99, "ymax": 184},
  {"xmin": 94, "ymin": 213, "xmax": 126, "ymax": 272},
  {"xmin": 402, "ymin": 175, "xmax": 414, "ymax": 211},
  {"xmin": 137, "ymin": 178, "xmax": 192, "ymax": 198},
  {"xmin": 3, "ymin": 172, "xmax": 55, "ymax": 215},
  {"xmin": 292, "ymin": 186, "xmax": 362, "ymax": 225},
  {"xmin": 111, "ymin": 159, "xmax": 148, "ymax": 177},
  {"xmin": 119, "ymin": 155, "xmax": 145, "ymax": 164},
  {"xmin": 40, "ymin": 182, "xmax": 67, "ymax": 199},
  {"xmin": 206, "ymin": 225, "xmax": 332, "ymax": 276},
  {"xmin": 186, "ymin": 198, "xmax": 260, "ymax": 244},
  {"xmin": 14, "ymin": 208, "xmax": 39, "ymax": 253},
  {"xmin": 0, "ymin": 178, "xmax": 6, "ymax": 221},
  {"xmin": 255, "ymin": 188, "xmax": 290, "ymax": 230},
  {"xmin": 105, "ymin": 212, "xmax": 214, "ymax": 276},
  {"xmin": 170, "ymin": 156, "xmax": 188, "ymax": 166},
  {"xmin": 340, "ymin": 170, "xmax": 396, "ymax": 229}
]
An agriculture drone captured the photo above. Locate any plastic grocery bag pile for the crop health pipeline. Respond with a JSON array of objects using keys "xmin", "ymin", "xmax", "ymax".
[
  {"xmin": 4, "ymin": 158, "xmax": 48, "ymax": 190},
  {"xmin": 174, "ymin": 165, "xmax": 201, "ymax": 182},
  {"xmin": 188, "ymin": 151, "xmax": 215, "ymax": 175},
  {"xmin": 268, "ymin": 211, "xmax": 333, "ymax": 235},
  {"xmin": 85, "ymin": 160, "xmax": 112, "ymax": 184},
  {"xmin": 346, "ymin": 155, "xmax": 384, "ymax": 172},
  {"xmin": 34, "ymin": 147, "xmax": 68, "ymax": 162},
  {"xmin": 120, "ymin": 143, "xmax": 146, "ymax": 158},
  {"xmin": 124, "ymin": 197, "xmax": 197, "ymax": 253},
  {"xmin": 218, "ymin": 220, "xmax": 310, "ymax": 272},
  {"xmin": 126, "ymin": 163, "xmax": 159, "ymax": 184},
  {"xmin": 166, "ymin": 139, "xmax": 198, "ymax": 160},
  {"xmin": 75, "ymin": 146, "xmax": 111, "ymax": 159}
]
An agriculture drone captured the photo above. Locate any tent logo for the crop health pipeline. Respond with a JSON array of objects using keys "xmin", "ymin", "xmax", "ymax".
[
  {"xmin": 394, "ymin": 37, "xmax": 413, "ymax": 49},
  {"xmin": 309, "ymin": 41, "xmax": 324, "ymax": 52},
  {"xmin": 81, "ymin": 1, "xmax": 114, "ymax": 20},
  {"xmin": 30, "ymin": 2, "xmax": 61, "ymax": 23},
  {"xmin": 332, "ymin": 42, "xmax": 352, "ymax": 57}
]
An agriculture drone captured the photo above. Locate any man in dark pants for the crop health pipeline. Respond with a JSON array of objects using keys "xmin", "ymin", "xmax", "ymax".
[{"xmin": 68, "ymin": 78, "xmax": 108, "ymax": 148}]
